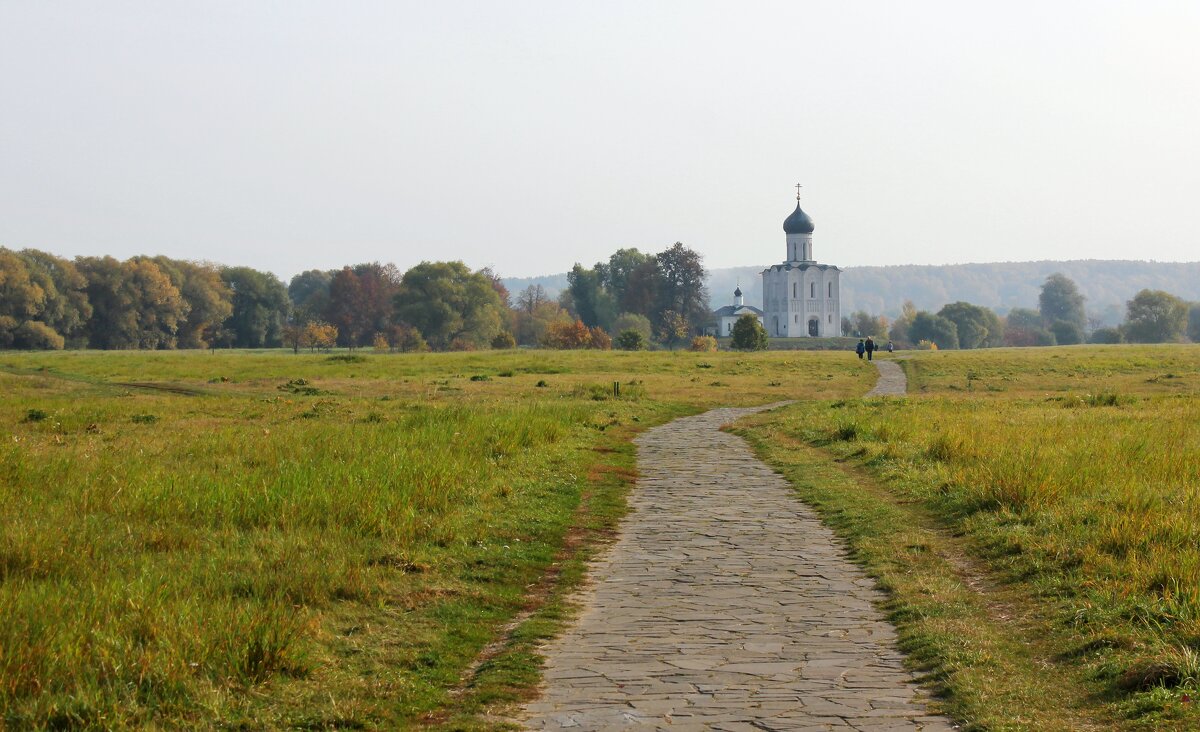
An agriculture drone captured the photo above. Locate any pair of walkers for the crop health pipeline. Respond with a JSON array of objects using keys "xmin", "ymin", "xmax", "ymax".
[{"xmin": 856, "ymin": 337, "xmax": 876, "ymax": 360}]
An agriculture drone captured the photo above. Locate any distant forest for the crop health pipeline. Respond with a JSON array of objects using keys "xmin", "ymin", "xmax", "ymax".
[{"xmin": 508, "ymin": 260, "xmax": 1200, "ymax": 327}]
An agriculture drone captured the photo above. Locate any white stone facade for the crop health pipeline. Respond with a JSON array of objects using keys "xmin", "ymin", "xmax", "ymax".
[{"xmin": 761, "ymin": 199, "xmax": 841, "ymax": 337}]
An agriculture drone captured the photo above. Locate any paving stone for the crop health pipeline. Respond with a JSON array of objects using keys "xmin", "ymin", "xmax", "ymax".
[{"xmin": 522, "ymin": 365, "xmax": 952, "ymax": 729}]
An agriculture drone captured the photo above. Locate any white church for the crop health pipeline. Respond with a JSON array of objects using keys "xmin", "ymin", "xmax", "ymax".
[{"xmin": 760, "ymin": 190, "xmax": 841, "ymax": 337}]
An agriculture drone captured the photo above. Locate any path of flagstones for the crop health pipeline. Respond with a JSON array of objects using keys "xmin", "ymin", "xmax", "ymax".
[{"xmin": 522, "ymin": 360, "xmax": 955, "ymax": 730}]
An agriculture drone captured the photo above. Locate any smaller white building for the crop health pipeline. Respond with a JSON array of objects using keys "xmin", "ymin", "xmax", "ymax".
[{"xmin": 711, "ymin": 286, "xmax": 764, "ymax": 337}]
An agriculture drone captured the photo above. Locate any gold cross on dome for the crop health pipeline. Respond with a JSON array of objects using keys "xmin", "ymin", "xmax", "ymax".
[{"xmin": 795, "ymin": 183, "xmax": 802, "ymax": 201}]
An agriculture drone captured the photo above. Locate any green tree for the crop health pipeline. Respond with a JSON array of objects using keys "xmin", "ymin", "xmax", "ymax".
[
  {"xmin": 565, "ymin": 263, "xmax": 616, "ymax": 329},
  {"xmin": 1122, "ymin": 289, "xmax": 1188, "ymax": 343},
  {"xmin": 393, "ymin": 261, "xmax": 506, "ymax": 350},
  {"xmin": 599, "ymin": 248, "xmax": 650, "ymax": 311},
  {"xmin": 908, "ymin": 311, "xmax": 959, "ymax": 349},
  {"xmin": 220, "ymin": 267, "xmax": 290, "ymax": 348},
  {"xmin": 288, "ymin": 269, "xmax": 333, "ymax": 322},
  {"xmin": 1039, "ymin": 273, "xmax": 1086, "ymax": 331},
  {"xmin": 621, "ymin": 257, "xmax": 660, "ymax": 317},
  {"xmin": 937, "ymin": 302, "xmax": 1002, "ymax": 349},
  {"xmin": 1188, "ymin": 303, "xmax": 1200, "ymax": 342},
  {"xmin": 654, "ymin": 243, "xmax": 709, "ymax": 334},
  {"xmin": 730, "ymin": 314, "xmax": 768, "ymax": 351}
]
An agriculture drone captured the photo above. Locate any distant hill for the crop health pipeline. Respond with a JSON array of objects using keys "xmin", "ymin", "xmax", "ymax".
[{"xmin": 506, "ymin": 260, "xmax": 1200, "ymax": 327}]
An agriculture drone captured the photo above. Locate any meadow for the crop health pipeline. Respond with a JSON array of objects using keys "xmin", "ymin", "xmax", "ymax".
[
  {"xmin": 5, "ymin": 345, "xmax": 1200, "ymax": 730},
  {"xmin": 0, "ymin": 349, "xmax": 873, "ymax": 729},
  {"xmin": 739, "ymin": 345, "xmax": 1200, "ymax": 730}
]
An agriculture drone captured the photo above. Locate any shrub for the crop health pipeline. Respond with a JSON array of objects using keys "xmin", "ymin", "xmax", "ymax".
[
  {"xmin": 615, "ymin": 329, "xmax": 647, "ymax": 351},
  {"xmin": 373, "ymin": 333, "xmax": 390, "ymax": 352},
  {"xmin": 448, "ymin": 337, "xmax": 476, "ymax": 352},
  {"xmin": 1089, "ymin": 327, "xmax": 1123, "ymax": 344},
  {"xmin": 690, "ymin": 335, "xmax": 718, "ymax": 352},
  {"xmin": 588, "ymin": 326, "xmax": 612, "ymax": 350},
  {"xmin": 14, "ymin": 321, "xmax": 65, "ymax": 350},
  {"xmin": 612, "ymin": 313, "xmax": 652, "ymax": 343},
  {"xmin": 542, "ymin": 320, "xmax": 592, "ymax": 349},
  {"xmin": 730, "ymin": 315, "xmax": 767, "ymax": 351},
  {"xmin": 391, "ymin": 324, "xmax": 429, "ymax": 353},
  {"xmin": 1050, "ymin": 320, "xmax": 1084, "ymax": 345},
  {"xmin": 491, "ymin": 331, "xmax": 517, "ymax": 350}
]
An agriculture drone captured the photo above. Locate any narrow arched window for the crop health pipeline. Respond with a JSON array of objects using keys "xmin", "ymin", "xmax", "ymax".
[
  {"xmin": 828, "ymin": 282, "xmax": 832, "ymax": 298},
  {"xmin": 792, "ymin": 283, "xmax": 797, "ymax": 299},
  {"xmin": 810, "ymin": 282, "xmax": 816, "ymax": 298}
]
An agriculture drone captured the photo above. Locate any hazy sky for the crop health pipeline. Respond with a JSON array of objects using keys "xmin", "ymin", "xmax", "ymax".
[{"xmin": 3, "ymin": 1, "xmax": 1198, "ymax": 281}]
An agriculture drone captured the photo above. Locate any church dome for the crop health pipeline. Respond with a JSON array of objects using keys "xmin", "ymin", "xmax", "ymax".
[
  {"xmin": 734, "ymin": 285, "xmax": 742, "ymax": 297},
  {"xmin": 783, "ymin": 203, "xmax": 815, "ymax": 234}
]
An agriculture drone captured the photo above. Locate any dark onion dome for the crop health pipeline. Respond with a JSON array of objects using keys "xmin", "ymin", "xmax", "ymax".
[
  {"xmin": 734, "ymin": 286, "xmax": 742, "ymax": 297},
  {"xmin": 783, "ymin": 203, "xmax": 815, "ymax": 234}
]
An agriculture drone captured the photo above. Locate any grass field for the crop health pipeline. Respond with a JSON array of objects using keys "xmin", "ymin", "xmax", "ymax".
[
  {"xmin": 0, "ymin": 349, "xmax": 873, "ymax": 729},
  {"xmin": 5, "ymin": 345, "xmax": 1199, "ymax": 730},
  {"xmin": 739, "ymin": 344, "xmax": 1200, "ymax": 730}
]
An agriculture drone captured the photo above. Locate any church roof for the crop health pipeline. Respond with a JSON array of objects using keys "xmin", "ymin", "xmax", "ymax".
[
  {"xmin": 762, "ymin": 263, "xmax": 840, "ymax": 274},
  {"xmin": 783, "ymin": 202, "xmax": 815, "ymax": 234},
  {"xmin": 714, "ymin": 304, "xmax": 763, "ymax": 317}
]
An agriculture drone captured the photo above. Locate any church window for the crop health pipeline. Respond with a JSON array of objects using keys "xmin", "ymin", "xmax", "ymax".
[
  {"xmin": 828, "ymin": 282, "xmax": 832, "ymax": 298},
  {"xmin": 810, "ymin": 282, "xmax": 816, "ymax": 298},
  {"xmin": 792, "ymin": 283, "xmax": 797, "ymax": 299},
  {"xmin": 794, "ymin": 315, "xmax": 798, "ymax": 323}
]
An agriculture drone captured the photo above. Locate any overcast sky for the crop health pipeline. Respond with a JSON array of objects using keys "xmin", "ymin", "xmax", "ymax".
[{"xmin": 2, "ymin": 1, "xmax": 1198, "ymax": 281}]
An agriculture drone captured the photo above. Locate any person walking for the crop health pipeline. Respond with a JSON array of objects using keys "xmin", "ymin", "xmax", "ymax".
[
  {"xmin": 856, "ymin": 339, "xmax": 865, "ymax": 359},
  {"xmin": 887, "ymin": 340, "xmax": 894, "ymax": 353},
  {"xmin": 865, "ymin": 336, "xmax": 876, "ymax": 361}
]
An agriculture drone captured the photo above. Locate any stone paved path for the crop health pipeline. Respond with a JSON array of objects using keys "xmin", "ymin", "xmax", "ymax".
[
  {"xmin": 523, "ymin": 387, "xmax": 952, "ymax": 729},
  {"xmin": 866, "ymin": 360, "xmax": 907, "ymax": 397}
]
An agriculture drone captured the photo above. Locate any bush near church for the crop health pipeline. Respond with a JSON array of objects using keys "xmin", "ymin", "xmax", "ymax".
[
  {"xmin": 730, "ymin": 314, "xmax": 768, "ymax": 351},
  {"xmin": 690, "ymin": 335, "xmax": 718, "ymax": 352}
]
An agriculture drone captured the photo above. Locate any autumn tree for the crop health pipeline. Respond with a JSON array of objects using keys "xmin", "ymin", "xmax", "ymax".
[
  {"xmin": 656, "ymin": 309, "xmax": 691, "ymax": 349},
  {"xmin": 16, "ymin": 249, "xmax": 92, "ymax": 347},
  {"xmin": 542, "ymin": 319, "xmax": 592, "ymax": 349},
  {"xmin": 150, "ymin": 257, "xmax": 232, "ymax": 348},
  {"xmin": 513, "ymin": 284, "xmax": 568, "ymax": 346}
]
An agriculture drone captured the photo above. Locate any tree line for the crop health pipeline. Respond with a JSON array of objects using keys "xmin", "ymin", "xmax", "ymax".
[
  {"xmin": 0, "ymin": 242, "xmax": 713, "ymax": 351},
  {"xmin": 845, "ymin": 273, "xmax": 1200, "ymax": 348}
]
